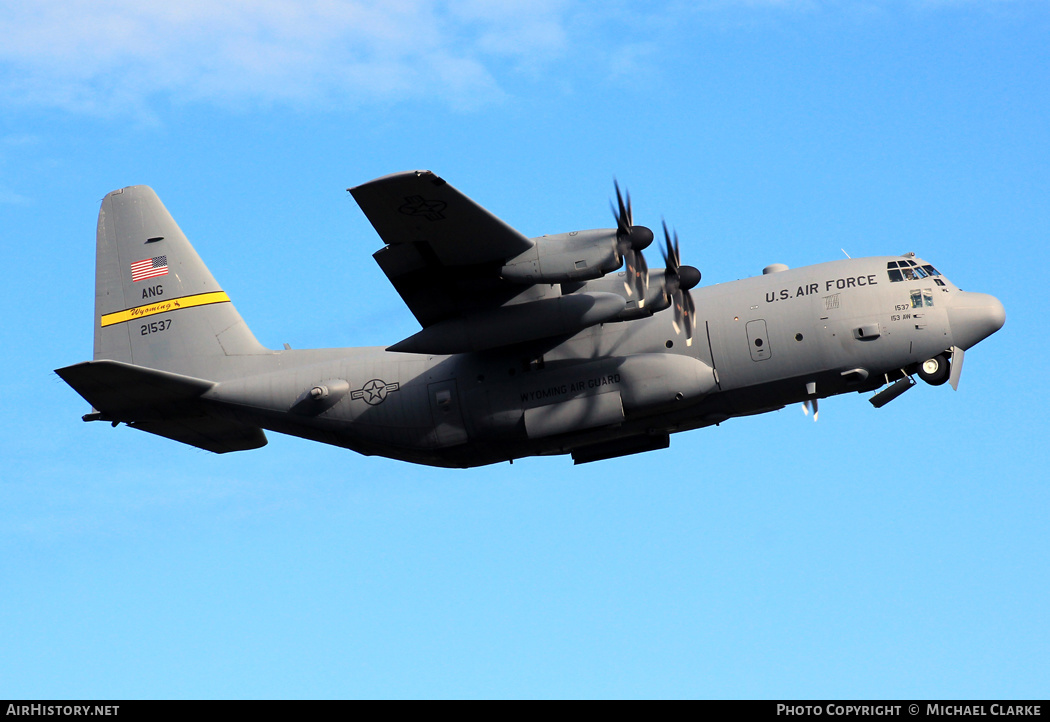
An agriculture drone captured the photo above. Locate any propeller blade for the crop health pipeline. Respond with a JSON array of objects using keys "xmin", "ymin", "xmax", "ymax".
[
  {"xmin": 636, "ymin": 250, "xmax": 649, "ymax": 303},
  {"xmin": 660, "ymin": 219, "xmax": 698, "ymax": 345},
  {"xmin": 623, "ymin": 248, "xmax": 649, "ymax": 305},
  {"xmin": 671, "ymin": 290, "xmax": 683, "ymax": 335},
  {"xmin": 612, "ymin": 180, "xmax": 654, "ymax": 304},
  {"xmin": 801, "ymin": 398, "xmax": 819, "ymax": 421},
  {"xmin": 613, "ymin": 179, "xmax": 631, "ymax": 237},
  {"xmin": 634, "ymin": 249, "xmax": 642, "ymax": 302},
  {"xmin": 661, "ymin": 221, "xmax": 681, "ymax": 303},
  {"xmin": 613, "ymin": 180, "xmax": 654, "ymax": 253},
  {"xmin": 661, "ymin": 220, "xmax": 679, "ymax": 271},
  {"xmin": 682, "ymin": 289, "xmax": 695, "ymax": 346}
]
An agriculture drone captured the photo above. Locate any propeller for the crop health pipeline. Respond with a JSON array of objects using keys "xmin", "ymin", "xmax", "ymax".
[
  {"xmin": 802, "ymin": 398, "xmax": 819, "ymax": 421},
  {"xmin": 802, "ymin": 382, "xmax": 819, "ymax": 421},
  {"xmin": 660, "ymin": 220, "xmax": 701, "ymax": 346},
  {"xmin": 612, "ymin": 180, "xmax": 654, "ymax": 306}
]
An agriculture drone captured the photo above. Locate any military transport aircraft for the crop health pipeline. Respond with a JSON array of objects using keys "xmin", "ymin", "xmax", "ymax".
[{"xmin": 56, "ymin": 171, "xmax": 1005, "ymax": 466}]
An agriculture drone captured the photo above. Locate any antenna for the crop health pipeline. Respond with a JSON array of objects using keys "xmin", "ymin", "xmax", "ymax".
[{"xmin": 841, "ymin": 248, "xmax": 852, "ymax": 259}]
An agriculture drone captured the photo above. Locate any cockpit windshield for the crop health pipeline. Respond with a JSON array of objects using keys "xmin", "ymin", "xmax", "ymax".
[{"xmin": 887, "ymin": 260, "xmax": 946, "ymax": 286}]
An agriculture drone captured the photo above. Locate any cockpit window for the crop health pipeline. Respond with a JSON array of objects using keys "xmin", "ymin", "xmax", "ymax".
[
  {"xmin": 887, "ymin": 261, "xmax": 903, "ymax": 282},
  {"xmin": 889, "ymin": 260, "xmax": 940, "ymax": 283}
]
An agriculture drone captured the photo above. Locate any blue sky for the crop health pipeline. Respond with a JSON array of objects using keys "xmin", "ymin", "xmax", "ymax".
[{"xmin": 1, "ymin": 0, "xmax": 1047, "ymax": 699}]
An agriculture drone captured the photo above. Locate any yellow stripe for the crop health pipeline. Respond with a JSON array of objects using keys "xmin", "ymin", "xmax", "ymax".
[{"xmin": 100, "ymin": 291, "xmax": 231, "ymax": 327}]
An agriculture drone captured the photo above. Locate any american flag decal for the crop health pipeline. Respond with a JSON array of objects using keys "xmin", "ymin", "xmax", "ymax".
[{"xmin": 131, "ymin": 255, "xmax": 168, "ymax": 282}]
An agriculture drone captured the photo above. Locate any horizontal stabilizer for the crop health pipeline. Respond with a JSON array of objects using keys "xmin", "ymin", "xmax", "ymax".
[
  {"xmin": 56, "ymin": 360, "xmax": 214, "ymax": 416},
  {"xmin": 55, "ymin": 360, "xmax": 266, "ymax": 453}
]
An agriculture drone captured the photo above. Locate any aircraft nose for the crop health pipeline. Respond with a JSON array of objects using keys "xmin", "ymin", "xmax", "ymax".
[{"xmin": 948, "ymin": 291, "xmax": 1006, "ymax": 350}]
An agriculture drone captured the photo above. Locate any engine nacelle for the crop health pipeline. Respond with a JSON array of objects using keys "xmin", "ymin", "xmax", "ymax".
[{"xmin": 501, "ymin": 230, "xmax": 621, "ymax": 283}]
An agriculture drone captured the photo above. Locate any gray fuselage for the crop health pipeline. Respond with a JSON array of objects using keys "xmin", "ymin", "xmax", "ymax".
[{"xmin": 198, "ymin": 255, "xmax": 1001, "ymax": 467}]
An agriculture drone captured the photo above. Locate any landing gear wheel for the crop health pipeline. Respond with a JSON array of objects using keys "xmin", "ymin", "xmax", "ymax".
[{"xmin": 918, "ymin": 353, "xmax": 951, "ymax": 386}]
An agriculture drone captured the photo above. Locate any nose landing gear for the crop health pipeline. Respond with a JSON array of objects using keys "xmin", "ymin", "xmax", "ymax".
[{"xmin": 917, "ymin": 353, "xmax": 951, "ymax": 386}]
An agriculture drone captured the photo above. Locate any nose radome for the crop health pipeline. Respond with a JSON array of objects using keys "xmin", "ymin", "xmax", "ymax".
[{"xmin": 948, "ymin": 291, "xmax": 1006, "ymax": 350}]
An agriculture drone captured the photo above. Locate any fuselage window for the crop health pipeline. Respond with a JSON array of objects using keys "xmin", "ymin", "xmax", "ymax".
[{"xmin": 909, "ymin": 288, "xmax": 935, "ymax": 308}]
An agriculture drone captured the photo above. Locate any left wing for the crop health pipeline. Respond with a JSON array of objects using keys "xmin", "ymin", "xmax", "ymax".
[{"xmin": 349, "ymin": 170, "xmax": 535, "ymax": 328}]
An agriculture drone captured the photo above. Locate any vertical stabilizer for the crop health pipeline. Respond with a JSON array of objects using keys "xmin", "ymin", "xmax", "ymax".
[{"xmin": 93, "ymin": 186, "xmax": 269, "ymax": 378}]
